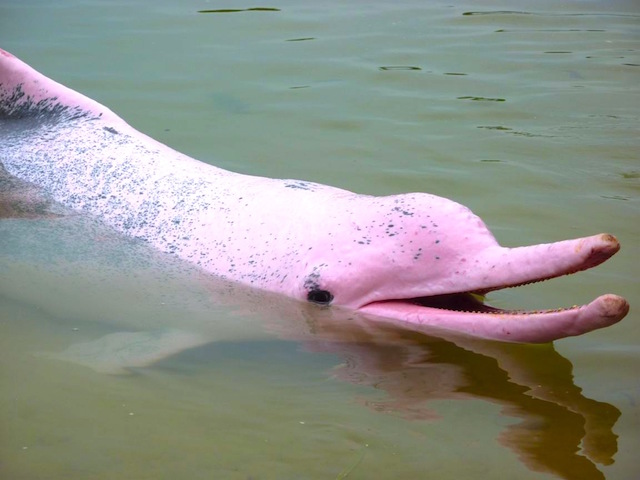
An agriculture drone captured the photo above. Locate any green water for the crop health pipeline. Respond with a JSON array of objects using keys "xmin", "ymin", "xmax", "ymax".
[{"xmin": 1, "ymin": 1, "xmax": 638, "ymax": 479}]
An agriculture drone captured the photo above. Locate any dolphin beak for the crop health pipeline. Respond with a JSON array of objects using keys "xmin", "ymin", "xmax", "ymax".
[
  {"xmin": 458, "ymin": 233, "xmax": 622, "ymax": 295},
  {"xmin": 358, "ymin": 234, "xmax": 629, "ymax": 343}
]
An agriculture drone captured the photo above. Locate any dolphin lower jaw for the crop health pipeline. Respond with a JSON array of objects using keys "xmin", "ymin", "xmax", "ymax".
[{"xmin": 357, "ymin": 294, "xmax": 629, "ymax": 343}]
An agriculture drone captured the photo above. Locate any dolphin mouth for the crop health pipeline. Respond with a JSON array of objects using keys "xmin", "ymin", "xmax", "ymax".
[
  {"xmin": 367, "ymin": 289, "xmax": 622, "ymax": 317},
  {"xmin": 403, "ymin": 291, "xmax": 625, "ymax": 318},
  {"xmin": 357, "ymin": 233, "xmax": 630, "ymax": 343}
]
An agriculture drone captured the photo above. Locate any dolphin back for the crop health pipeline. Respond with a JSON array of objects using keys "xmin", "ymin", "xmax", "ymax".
[
  {"xmin": 0, "ymin": 48, "xmax": 116, "ymax": 123},
  {"xmin": 0, "ymin": 47, "xmax": 229, "ymax": 261}
]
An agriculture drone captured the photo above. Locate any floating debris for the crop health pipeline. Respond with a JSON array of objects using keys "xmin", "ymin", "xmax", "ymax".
[
  {"xmin": 496, "ymin": 29, "xmax": 605, "ymax": 33},
  {"xmin": 198, "ymin": 7, "xmax": 280, "ymax": 13},
  {"xmin": 463, "ymin": 10, "xmax": 532, "ymax": 16},
  {"xmin": 601, "ymin": 195, "xmax": 629, "ymax": 201},
  {"xmin": 477, "ymin": 125, "xmax": 512, "ymax": 130},
  {"xmin": 621, "ymin": 171, "xmax": 639, "ymax": 179},
  {"xmin": 457, "ymin": 96, "xmax": 506, "ymax": 102},
  {"xmin": 379, "ymin": 66, "xmax": 421, "ymax": 71}
]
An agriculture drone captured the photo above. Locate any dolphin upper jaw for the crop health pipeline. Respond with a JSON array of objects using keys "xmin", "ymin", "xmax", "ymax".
[{"xmin": 327, "ymin": 233, "xmax": 620, "ymax": 308}]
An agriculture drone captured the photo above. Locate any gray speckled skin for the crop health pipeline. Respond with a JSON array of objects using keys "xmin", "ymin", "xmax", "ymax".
[{"xmin": 0, "ymin": 49, "xmax": 629, "ymax": 342}]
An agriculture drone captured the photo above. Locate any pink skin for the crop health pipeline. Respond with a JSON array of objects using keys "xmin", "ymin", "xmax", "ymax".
[{"xmin": 0, "ymin": 48, "xmax": 629, "ymax": 343}]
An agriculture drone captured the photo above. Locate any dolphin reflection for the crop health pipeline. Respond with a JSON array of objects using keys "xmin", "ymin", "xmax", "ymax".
[{"xmin": 289, "ymin": 317, "xmax": 619, "ymax": 480}]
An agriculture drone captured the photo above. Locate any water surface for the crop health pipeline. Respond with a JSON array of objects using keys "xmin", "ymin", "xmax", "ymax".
[{"xmin": 1, "ymin": 1, "xmax": 638, "ymax": 479}]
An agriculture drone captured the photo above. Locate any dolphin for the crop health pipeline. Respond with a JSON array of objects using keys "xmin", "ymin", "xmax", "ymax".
[{"xmin": 0, "ymin": 48, "xmax": 629, "ymax": 343}]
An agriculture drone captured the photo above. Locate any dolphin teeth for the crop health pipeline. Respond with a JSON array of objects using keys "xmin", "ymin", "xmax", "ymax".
[{"xmin": 406, "ymin": 293, "xmax": 588, "ymax": 316}]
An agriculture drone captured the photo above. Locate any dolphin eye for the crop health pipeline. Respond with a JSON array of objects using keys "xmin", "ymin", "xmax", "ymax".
[{"xmin": 307, "ymin": 289, "xmax": 334, "ymax": 305}]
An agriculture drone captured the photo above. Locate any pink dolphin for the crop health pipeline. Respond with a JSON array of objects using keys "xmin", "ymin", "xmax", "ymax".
[{"xmin": 0, "ymin": 48, "xmax": 629, "ymax": 343}]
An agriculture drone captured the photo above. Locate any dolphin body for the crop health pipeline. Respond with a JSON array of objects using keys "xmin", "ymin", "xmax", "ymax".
[{"xmin": 0, "ymin": 48, "xmax": 629, "ymax": 343}]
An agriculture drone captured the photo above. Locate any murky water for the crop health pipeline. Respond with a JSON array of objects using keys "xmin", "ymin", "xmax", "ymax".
[{"xmin": 1, "ymin": 1, "xmax": 638, "ymax": 479}]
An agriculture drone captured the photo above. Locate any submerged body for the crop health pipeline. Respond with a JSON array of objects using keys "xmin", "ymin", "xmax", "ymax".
[{"xmin": 0, "ymin": 48, "xmax": 629, "ymax": 342}]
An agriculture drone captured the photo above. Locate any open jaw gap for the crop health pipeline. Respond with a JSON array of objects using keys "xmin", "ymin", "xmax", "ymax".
[
  {"xmin": 402, "ymin": 275, "xmax": 584, "ymax": 316},
  {"xmin": 403, "ymin": 291, "xmax": 570, "ymax": 316},
  {"xmin": 362, "ymin": 267, "xmax": 622, "ymax": 319}
]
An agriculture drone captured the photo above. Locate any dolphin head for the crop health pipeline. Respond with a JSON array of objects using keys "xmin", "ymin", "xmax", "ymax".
[{"xmin": 292, "ymin": 193, "xmax": 628, "ymax": 343}]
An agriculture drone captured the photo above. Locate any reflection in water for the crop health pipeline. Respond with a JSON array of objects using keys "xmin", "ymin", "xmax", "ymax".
[{"xmin": 291, "ymin": 317, "xmax": 619, "ymax": 480}]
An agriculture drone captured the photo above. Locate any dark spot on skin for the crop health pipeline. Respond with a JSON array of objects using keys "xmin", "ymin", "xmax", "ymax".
[
  {"xmin": 392, "ymin": 206, "xmax": 414, "ymax": 216},
  {"xmin": 284, "ymin": 181, "xmax": 314, "ymax": 190},
  {"xmin": 307, "ymin": 289, "xmax": 334, "ymax": 305},
  {"xmin": 0, "ymin": 84, "xmax": 97, "ymax": 124}
]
